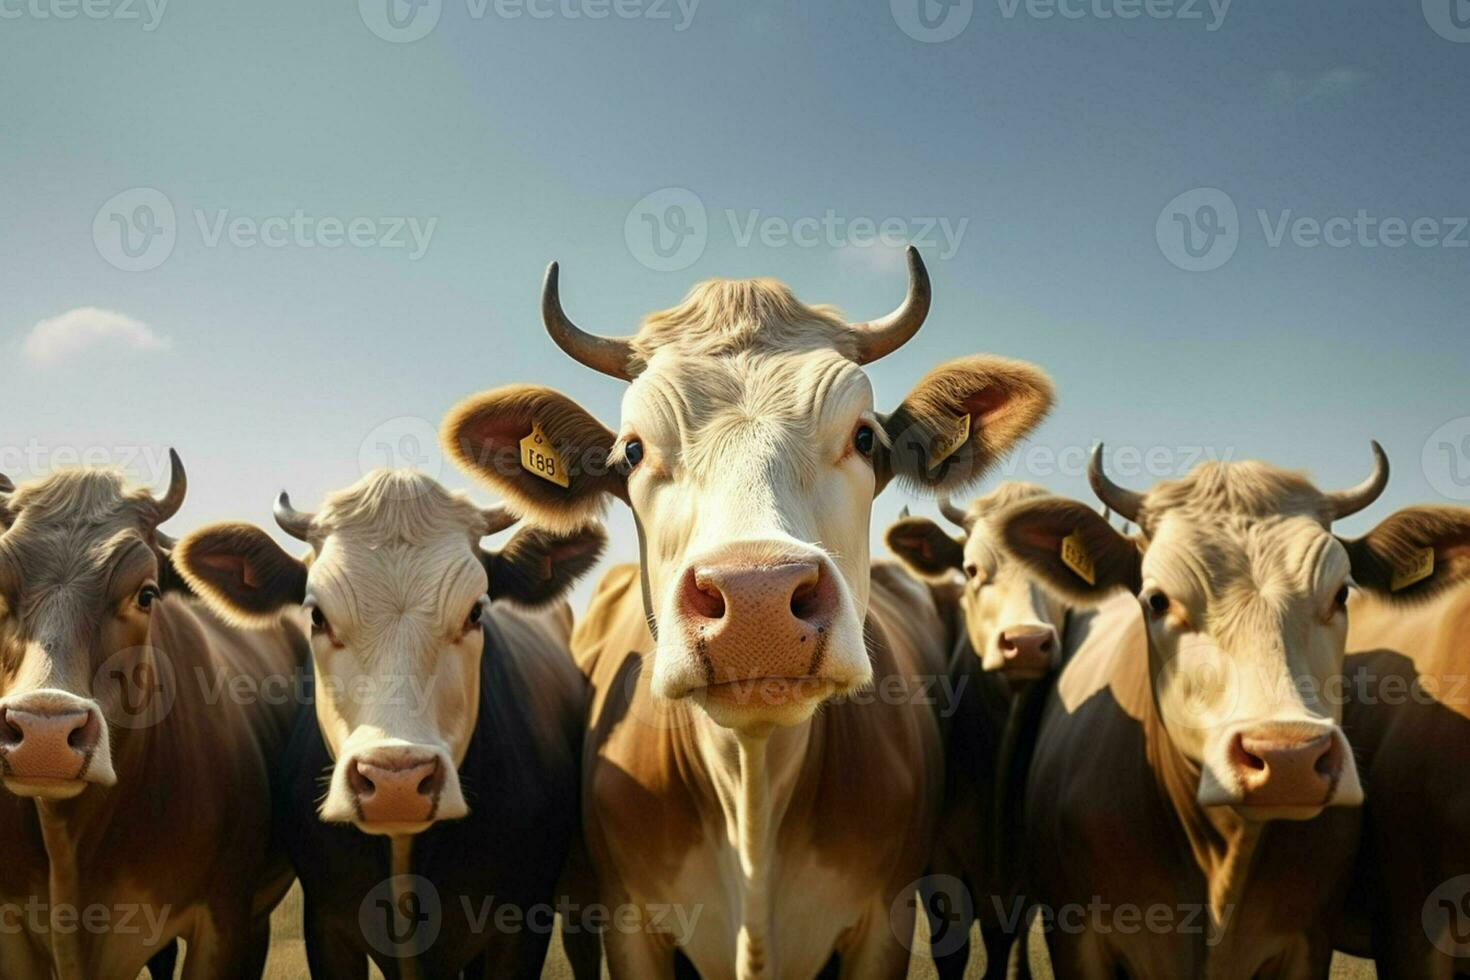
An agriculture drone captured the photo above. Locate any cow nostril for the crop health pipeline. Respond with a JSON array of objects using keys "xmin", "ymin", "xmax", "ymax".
[
  {"xmin": 0, "ymin": 711, "xmax": 20, "ymax": 746},
  {"xmin": 685, "ymin": 569, "xmax": 727, "ymax": 620},
  {"xmin": 417, "ymin": 765, "xmax": 439, "ymax": 798},
  {"xmin": 998, "ymin": 634, "xmax": 1016, "ymax": 652},
  {"xmin": 1313, "ymin": 738, "xmax": 1341, "ymax": 778},
  {"xmin": 349, "ymin": 763, "xmax": 375, "ymax": 798},
  {"xmin": 1039, "ymin": 635, "xmax": 1054, "ymax": 654},
  {"xmin": 790, "ymin": 577, "xmax": 822, "ymax": 620}
]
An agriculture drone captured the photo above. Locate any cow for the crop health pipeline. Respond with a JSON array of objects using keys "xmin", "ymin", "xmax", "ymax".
[
  {"xmin": 1337, "ymin": 513, "xmax": 1470, "ymax": 978},
  {"xmin": 0, "ymin": 454, "xmax": 302, "ymax": 980},
  {"xmin": 439, "ymin": 248, "xmax": 1055, "ymax": 978},
  {"xmin": 990, "ymin": 443, "xmax": 1470, "ymax": 978},
  {"xmin": 171, "ymin": 469, "xmax": 606, "ymax": 979},
  {"xmin": 883, "ymin": 483, "xmax": 1076, "ymax": 979}
]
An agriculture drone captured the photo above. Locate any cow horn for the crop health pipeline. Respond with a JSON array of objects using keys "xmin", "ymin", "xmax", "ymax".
[
  {"xmin": 274, "ymin": 492, "xmax": 315, "ymax": 542},
  {"xmin": 152, "ymin": 449, "xmax": 187, "ymax": 524},
  {"xmin": 542, "ymin": 262, "xmax": 636, "ymax": 381},
  {"xmin": 1325, "ymin": 441, "xmax": 1389, "ymax": 522},
  {"xmin": 0, "ymin": 474, "xmax": 12, "ymax": 494},
  {"xmin": 849, "ymin": 247, "xmax": 931, "ymax": 365},
  {"xmin": 939, "ymin": 497, "xmax": 971, "ymax": 530},
  {"xmin": 898, "ymin": 506, "xmax": 911, "ymax": 519},
  {"xmin": 480, "ymin": 504, "xmax": 519, "ymax": 537},
  {"xmin": 1088, "ymin": 445, "xmax": 1144, "ymax": 523}
]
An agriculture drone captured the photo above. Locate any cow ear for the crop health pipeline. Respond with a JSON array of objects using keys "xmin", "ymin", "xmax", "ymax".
[
  {"xmin": 1342, "ymin": 506, "xmax": 1470, "ymax": 604},
  {"xmin": 997, "ymin": 497, "xmax": 1142, "ymax": 604},
  {"xmin": 485, "ymin": 522, "xmax": 608, "ymax": 608},
  {"xmin": 174, "ymin": 523, "xmax": 308, "ymax": 627},
  {"xmin": 443, "ymin": 385, "xmax": 625, "ymax": 534},
  {"xmin": 884, "ymin": 516, "xmax": 965, "ymax": 579},
  {"xmin": 882, "ymin": 356, "xmax": 1053, "ymax": 495}
]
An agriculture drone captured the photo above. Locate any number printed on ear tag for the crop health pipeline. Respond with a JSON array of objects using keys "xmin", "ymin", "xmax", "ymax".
[
  {"xmin": 1061, "ymin": 530, "xmax": 1096, "ymax": 585},
  {"xmin": 520, "ymin": 422, "xmax": 569, "ymax": 488},
  {"xmin": 1391, "ymin": 547, "xmax": 1435, "ymax": 592},
  {"xmin": 928, "ymin": 414, "xmax": 971, "ymax": 472}
]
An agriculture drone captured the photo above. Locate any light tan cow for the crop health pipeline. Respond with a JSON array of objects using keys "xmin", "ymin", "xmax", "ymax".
[
  {"xmin": 0, "ymin": 455, "xmax": 303, "ymax": 980},
  {"xmin": 440, "ymin": 249, "xmax": 1054, "ymax": 978},
  {"xmin": 1339, "ymin": 524, "xmax": 1470, "ymax": 978},
  {"xmin": 992, "ymin": 444, "xmax": 1469, "ymax": 978}
]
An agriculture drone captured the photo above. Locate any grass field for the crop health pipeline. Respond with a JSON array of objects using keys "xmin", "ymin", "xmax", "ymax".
[{"xmin": 180, "ymin": 883, "xmax": 1373, "ymax": 979}]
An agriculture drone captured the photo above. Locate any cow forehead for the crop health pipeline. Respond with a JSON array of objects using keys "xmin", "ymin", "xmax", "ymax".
[
  {"xmin": 1145, "ymin": 513, "xmax": 1348, "ymax": 600},
  {"xmin": 309, "ymin": 533, "xmax": 486, "ymax": 626}
]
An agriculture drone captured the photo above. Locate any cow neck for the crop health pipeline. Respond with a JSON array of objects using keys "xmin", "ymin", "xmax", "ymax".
[
  {"xmin": 1139, "ymin": 672, "xmax": 1260, "ymax": 944},
  {"xmin": 389, "ymin": 835, "xmax": 425, "ymax": 980},
  {"xmin": 693, "ymin": 710, "xmax": 815, "ymax": 980}
]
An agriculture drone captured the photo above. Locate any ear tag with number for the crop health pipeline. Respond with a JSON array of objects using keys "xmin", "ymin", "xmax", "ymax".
[
  {"xmin": 1390, "ymin": 547, "xmax": 1435, "ymax": 592},
  {"xmin": 928, "ymin": 414, "xmax": 972, "ymax": 473},
  {"xmin": 520, "ymin": 422, "xmax": 569, "ymax": 488},
  {"xmin": 1060, "ymin": 530, "xmax": 1096, "ymax": 585}
]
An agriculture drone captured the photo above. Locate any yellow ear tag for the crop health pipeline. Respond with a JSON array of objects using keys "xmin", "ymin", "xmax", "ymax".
[
  {"xmin": 1060, "ymin": 530, "xmax": 1096, "ymax": 586},
  {"xmin": 928, "ymin": 414, "xmax": 972, "ymax": 472},
  {"xmin": 1391, "ymin": 547, "xmax": 1435, "ymax": 592},
  {"xmin": 519, "ymin": 422, "xmax": 569, "ymax": 489}
]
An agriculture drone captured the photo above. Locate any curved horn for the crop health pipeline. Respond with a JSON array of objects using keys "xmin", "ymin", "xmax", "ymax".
[
  {"xmin": 939, "ymin": 497, "xmax": 971, "ymax": 530},
  {"xmin": 0, "ymin": 473, "xmax": 12, "ymax": 494},
  {"xmin": 1088, "ymin": 445, "xmax": 1144, "ymax": 523},
  {"xmin": 274, "ymin": 491, "xmax": 315, "ymax": 542},
  {"xmin": 1325, "ymin": 441, "xmax": 1389, "ymax": 522},
  {"xmin": 849, "ymin": 246, "xmax": 931, "ymax": 365},
  {"xmin": 152, "ymin": 449, "xmax": 187, "ymax": 524},
  {"xmin": 543, "ymin": 262, "xmax": 636, "ymax": 381},
  {"xmin": 480, "ymin": 504, "xmax": 519, "ymax": 537},
  {"xmin": 898, "ymin": 505, "xmax": 911, "ymax": 519}
]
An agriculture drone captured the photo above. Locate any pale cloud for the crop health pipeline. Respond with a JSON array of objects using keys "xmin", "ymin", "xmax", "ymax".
[
  {"xmin": 1266, "ymin": 68, "xmax": 1367, "ymax": 107},
  {"xmin": 22, "ymin": 307, "xmax": 171, "ymax": 366}
]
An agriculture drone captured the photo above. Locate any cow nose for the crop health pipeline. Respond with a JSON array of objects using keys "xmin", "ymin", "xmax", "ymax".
[
  {"xmin": 1229, "ymin": 729, "xmax": 1342, "ymax": 808},
  {"xmin": 0, "ymin": 706, "xmax": 101, "ymax": 781},
  {"xmin": 348, "ymin": 751, "xmax": 444, "ymax": 826},
  {"xmin": 683, "ymin": 560, "xmax": 833, "ymax": 628},
  {"xmin": 997, "ymin": 627, "xmax": 1057, "ymax": 678}
]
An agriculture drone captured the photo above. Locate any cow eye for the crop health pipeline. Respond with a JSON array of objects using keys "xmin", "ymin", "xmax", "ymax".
[
  {"xmin": 964, "ymin": 563, "xmax": 979, "ymax": 580},
  {"xmin": 1334, "ymin": 584, "xmax": 1350, "ymax": 610},
  {"xmin": 465, "ymin": 601, "xmax": 484, "ymax": 631},
  {"xmin": 136, "ymin": 584, "xmax": 162, "ymax": 610},
  {"xmin": 624, "ymin": 440, "xmax": 644, "ymax": 467},
  {"xmin": 310, "ymin": 606, "xmax": 328, "ymax": 633},
  {"xmin": 854, "ymin": 425, "xmax": 876, "ymax": 457},
  {"xmin": 1145, "ymin": 590, "xmax": 1171, "ymax": 617}
]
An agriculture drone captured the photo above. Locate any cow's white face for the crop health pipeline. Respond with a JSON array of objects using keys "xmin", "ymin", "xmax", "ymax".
[
  {"xmin": 1139, "ymin": 512, "xmax": 1360, "ymax": 818},
  {"xmin": 619, "ymin": 349, "xmax": 877, "ymax": 729},
  {"xmin": 305, "ymin": 522, "xmax": 488, "ymax": 835},
  {"xmin": 0, "ymin": 463, "xmax": 185, "ymax": 801},
  {"xmin": 959, "ymin": 522, "xmax": 1070, "ymax": 676}
]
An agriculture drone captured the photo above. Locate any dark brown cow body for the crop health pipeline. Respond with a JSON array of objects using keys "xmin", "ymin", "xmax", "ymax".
[{"xmin": 1343, "ymin": 586, "xmax": 1470, "ymax": 978}]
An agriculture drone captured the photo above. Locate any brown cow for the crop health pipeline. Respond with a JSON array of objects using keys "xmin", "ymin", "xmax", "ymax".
[
  {"xmin": 0, "ymin": 455, "xmax": 302, "ymax": 979},
  {"xmin": 440, "ymin": 249, "xmax": 1054, "ymax": 977},
  {"xmin": 1339, "ymin": 513, "xmax": 1470, "ymax": 978},
  {"xmin": 993, "ymin": 444, "xmax": 1468, "ymax": 978}
]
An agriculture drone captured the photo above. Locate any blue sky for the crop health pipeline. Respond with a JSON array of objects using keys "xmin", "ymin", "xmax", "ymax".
[{"xmin": 3, "ymin": 0, "xmax": 1468, "ymax": 593}]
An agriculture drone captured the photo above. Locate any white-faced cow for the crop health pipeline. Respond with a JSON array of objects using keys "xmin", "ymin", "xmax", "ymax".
[
  {"xmin": 883, "ymin": 484, "xmax": 1076, "ymax": 979},
  {"xmin": 441, "ymin": 249, "xmax": 1055, "ymax": 978},
  {"xmin": 0, "ymin": 455, "xmax": 302, "ymax": 980},
  {"xmin": 173, "ymin": 470, "xmax": 605, "ymax": 979},
  {"xmin": 1335, "ymin": 509, "xmax": 1470, "ymax": 977},
  {"xmin": 992, "ymin": 444, "xmax": 1453, "ymax": 978}
]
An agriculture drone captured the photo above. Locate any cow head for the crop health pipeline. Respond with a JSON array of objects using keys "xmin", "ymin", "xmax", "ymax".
[
  {"xmin": 999, "ymin": 443, "xmax": 1470, "ymax": 820},
  {"xmin": 886, "ymin": 484, "xmax": 1070, "ymax": 680},
  {"xmin": 175, "ymin": 470, "xmax": 604, "ymax": 835},
  {"xmin": 0, "ymin": 453, "xmax": 188, "ymax": 800},
  {"xmin": 443, "ymin": 250, "xmax": 1053, "ymax": 734}
]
